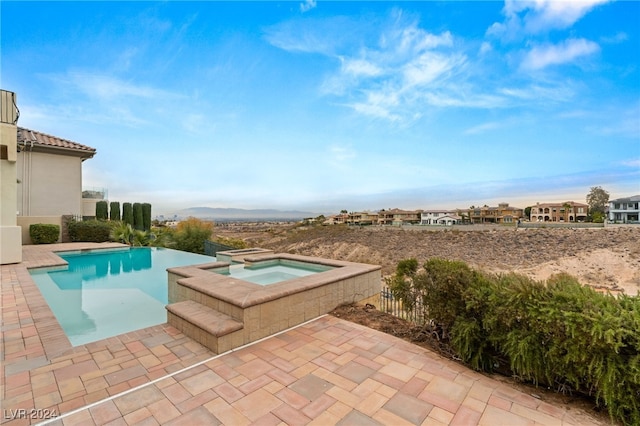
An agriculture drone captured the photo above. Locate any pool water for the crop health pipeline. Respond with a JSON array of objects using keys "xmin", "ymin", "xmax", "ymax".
[
  {"xmin": 30, "ymin": 247, "xmax": 214, "ymax": 346},
  {"xmin": 214, "ymin": 262, "xmax": 335, "ymax": 285}
]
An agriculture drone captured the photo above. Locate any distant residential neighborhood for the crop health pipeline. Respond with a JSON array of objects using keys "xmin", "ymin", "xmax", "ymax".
[{"xmin": 322, "ymin": 197, "xmax": 640, "ymax": 227}]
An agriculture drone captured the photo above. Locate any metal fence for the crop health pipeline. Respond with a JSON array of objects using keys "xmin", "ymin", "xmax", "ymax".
[
  {"xmin": 379, "ymin": 286, "xmax": 426, "ymax": 325},
  {"xmin": 204, "ymin": 240, "xmax": 236, "ymax": 257}
]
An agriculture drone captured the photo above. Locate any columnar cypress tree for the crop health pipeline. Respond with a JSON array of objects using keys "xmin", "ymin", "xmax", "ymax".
[
  {"xmin": 96, "ymin": 201, "xmax": 108, "ymax": 220},
  {"xmin": 123, "ymin": 202, "xmax": 134, "ymax": 226},
  {"xmin": 110, "ymin": 201, "xmax": 121, "ymax": 221},
  {"xmin": 133, "ymin": 203, "xmax": 144, "ymax": 230},
  {"xmin": 142, "ymin": 203, "xmax": 152, "ymax": 231}
]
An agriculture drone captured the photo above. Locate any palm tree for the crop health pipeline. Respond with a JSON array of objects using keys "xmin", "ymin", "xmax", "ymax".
[
  {"xmin": 111, "ymin": 222, "xmax": 151, "ymax": 246},
  {"xmin": 562, "ymin": 202, "xmax": 572, "ymax": 222}
]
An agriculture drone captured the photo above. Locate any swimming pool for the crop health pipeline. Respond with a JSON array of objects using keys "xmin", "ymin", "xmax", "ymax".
[{"xmin": 30, "ymin": 247, "xmax": 214, "ymax": 346}]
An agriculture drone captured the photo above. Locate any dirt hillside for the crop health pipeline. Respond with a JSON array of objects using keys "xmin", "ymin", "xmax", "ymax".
[{"xmin": 217, "ymin": 224, "xmax": 640, "ymax": 295}]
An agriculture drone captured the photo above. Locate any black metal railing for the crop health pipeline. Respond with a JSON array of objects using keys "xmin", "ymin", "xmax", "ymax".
[
  {"xmin": 378, "ymin": 286, "xmax": 426, "ymax": 325},
  {"xmin": 204, "ymin": 240, "xmax": 237, "ymax": 257}
]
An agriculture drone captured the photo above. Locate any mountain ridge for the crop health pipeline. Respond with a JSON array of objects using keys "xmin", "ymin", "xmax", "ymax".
[{"xmin": 163, "ymin": 206, "xmax": 321, "ymax": 220}]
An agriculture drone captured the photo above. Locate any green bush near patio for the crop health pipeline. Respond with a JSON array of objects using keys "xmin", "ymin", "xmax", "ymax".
[
  {"xmin": 387, "ymin": 258, "xmax": 640, "ymax": 426},
  {"xmin": 68, "ymin": 220, "xmax": 112, "ymax": 242},
  {"xmin": 29, "ymin": 224, "xmax": 60, "ymax": 244}
]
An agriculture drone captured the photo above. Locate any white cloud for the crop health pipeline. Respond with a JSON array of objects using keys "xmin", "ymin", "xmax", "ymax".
[
  {"xmin": 53, "ymin": 72, "xmax": 176, "ymax": 101},
  {"xmin": 488, "ymin": 0, "xmax": 610, "ymax": 39},
  {"xmin": 341, "ymin": 58, "xmax": 383, "ymax": 77},
  {"xmin": 521, "ymin": 0, "xmax": 610, "ymax": 33},
  {"xmin": 328, "ymin": 144, "xmax": 357, "ymax": 168},
  {"xmin": 464, "ymin": 121, "xmax": 501, "ymax": 135},
  {"xmin": 621, "ymin": 158, "xmax": 640, "ymax": 168},
  {"xmin": 402, "ymin": 52, "xmax": 464, "ymax": 88},
  {"xmin": 300, "ymin": 0, "xmax": 316, "ymax": 13},
  {"xmin": 521, "ymin": 38, "xmax": 600, "ymax": 70},
  {"xmin": 601, "ymin": 32, "xmax": 628, "ymax": 44}
]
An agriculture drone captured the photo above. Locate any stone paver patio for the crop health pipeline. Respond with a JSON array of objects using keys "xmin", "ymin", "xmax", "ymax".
[{"xmin": 1, "ymin": 244, "xmax": 609, "ymax": 425}]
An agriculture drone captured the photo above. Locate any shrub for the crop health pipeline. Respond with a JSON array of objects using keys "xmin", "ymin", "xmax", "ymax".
[
  {"xmin": 212, "ymin": 236, "xmax": 247, "ymax": 249},
  {"xmin": 133, "ymin": 203, "xmax": 143, "ymax": 230},
  {"xmin": 96, "ymin": 201, "xmax": 109, "ymax": 220},
  {"xmin": 122, "ymin": 203, "xmax": 133, "ymax": 226},
  {"xmin": 110, "ymin": 222, "xmax": 150, "ymax": 246},
  {"xmin": 68, "ymin": 220, "xmax": 111, "ymax": 242},
  {"xmin": 388, "ymin": 258, "xmax": 640, "ymax": 425},
  {"xmin": 29, "ymin": 224, "xmax": 60, "ymax": 244},
  {"xmin": 142, "ymin": 203, "xmax": 152, "ymax": 231},
  {"xmin": 169, "ymin": 217, "xmax": 214, "ymax": 254},
  {"xmin": 110, "ymin": 201, "xmax": 121, "ymax": 221}
]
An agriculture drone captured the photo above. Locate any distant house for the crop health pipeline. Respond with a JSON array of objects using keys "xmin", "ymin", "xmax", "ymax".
[
  {"xmin": 458, "ymin": 203, "xmax": 523, "ymax": 224},
  {"xmin": 529, "ymin": 201, "xmax": 588, "ymax": 223},
  {"xmin": 377, "ymin": 208, "xmax": 422, "ymax": 226},
  {"xmin": 323, "ymin": 213, "xmax": 348, "ymax": 225},
  {"xmin": 608, "ymin": 195, "xmax": 640, "ymax": 223},
  {"xmin": 346, "ymin": 211, "xmax": 378, "ymax": 226},
  {"xmin": 420, "ymin": 210, "xmax": 461, "ymax": 226}
]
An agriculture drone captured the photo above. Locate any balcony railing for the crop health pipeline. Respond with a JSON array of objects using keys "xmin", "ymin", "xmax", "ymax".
[{"xmin": 82, "ymin": 187, "xmax": 108, "ymax": 200}]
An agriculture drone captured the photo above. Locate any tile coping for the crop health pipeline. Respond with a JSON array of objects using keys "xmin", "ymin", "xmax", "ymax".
[{"xmin": 168, "ymin": 253, "xmax": 382, "ymax": 308}]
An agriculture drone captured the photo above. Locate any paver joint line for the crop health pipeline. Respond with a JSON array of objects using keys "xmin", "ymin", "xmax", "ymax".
[{"xmin": 30, "ymin": 315, "xmax": 329, "ymax": 426}]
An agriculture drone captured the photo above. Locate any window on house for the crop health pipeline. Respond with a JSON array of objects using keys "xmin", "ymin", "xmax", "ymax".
[{"xmin": 0, "ymin": 145, "xmax": 7, "ymax": 160}]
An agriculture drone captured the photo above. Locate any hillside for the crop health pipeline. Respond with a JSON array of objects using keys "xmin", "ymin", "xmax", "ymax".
[{"xmin": 217, "ymin": 224, "xmax": 640, "ymax": 295}]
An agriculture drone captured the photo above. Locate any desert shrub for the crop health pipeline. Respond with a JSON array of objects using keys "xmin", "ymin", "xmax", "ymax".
[
  {"xmin": 169, "ymin": 217, "xmax": 214, "ymax": 254},
  {"xmin": 212, "ymin": 236, "xmax": 247, "ymax": 249},
  {"xmin": 68, "ymin": 220, "xmax": 111, "ymax": 242},
  {"xmin": 29, "ymin": 224, "xmax": 60, "ymax": 244},
  {"xmin": 388, "ymin": 258, "xmax": 640, "ymax": 425}
]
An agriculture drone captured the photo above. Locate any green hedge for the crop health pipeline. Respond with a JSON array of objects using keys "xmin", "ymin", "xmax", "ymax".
[
  {"xmin": 110, "ymin": 201, "xmax": 121, "ymax": 221},
  {"xmin": 96, "ymin": 201, "xmax": 108, "ymax": 220},
  {"xmin": 123, "ymin": 203, "xmax": 133, "ymax": 226},
  {"xmin": 68, "ymin": 220, "xmax": 112, "ymax": 242},
  {"xmin": 388, "ymin": 258, "xmax": 640, "ymax": 425},
  {"xmin": 133, "ymin": 203, "xmax": 143, "ymax": 230},
  {"xmin": 142, "ymin": 203, "xmax": 151, "ymax": 231},
  {"xmin": 29, "ymin": 224, "xmax": 60, "ymax": 244}
]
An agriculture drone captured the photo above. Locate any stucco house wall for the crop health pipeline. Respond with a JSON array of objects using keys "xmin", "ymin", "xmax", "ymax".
[
  {"xmin": 0, "ymin": 90, "xmax": 22, "ymax": 263},
  {"xmin": 17, "ymin": 151, "xmax": 84, "ymax": 216},
  {"xmin": 15, "ymin": 127, "xmax": 96, "ymax": 244}
]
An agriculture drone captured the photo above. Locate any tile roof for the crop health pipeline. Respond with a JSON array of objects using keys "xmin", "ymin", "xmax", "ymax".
[
  {"xmin": 17, "ymin": 127, "xmax": 96, "ymax": 158},
  {"xmin": 610, "ymin": 195, "xmax": 640, "ymax": 202}
]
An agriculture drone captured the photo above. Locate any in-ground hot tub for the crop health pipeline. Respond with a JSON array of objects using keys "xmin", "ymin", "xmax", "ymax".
[{"xmin": 166, "ymin": 251, "xmax": 381, "ymax": 353}]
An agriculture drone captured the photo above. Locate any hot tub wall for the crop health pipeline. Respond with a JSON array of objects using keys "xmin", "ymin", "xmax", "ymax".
[
  {"xmin": 241, "ymin": 269, "xmax": 381, "ymax": 343},
  {"xmin": 167, "ymin": 256, "xmax": 381, "ymax": 350}
]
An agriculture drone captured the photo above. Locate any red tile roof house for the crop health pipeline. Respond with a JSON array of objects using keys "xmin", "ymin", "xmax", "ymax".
[{"xmin": 15, "ymin": 126, "xmax": 97, "ymax": 246}]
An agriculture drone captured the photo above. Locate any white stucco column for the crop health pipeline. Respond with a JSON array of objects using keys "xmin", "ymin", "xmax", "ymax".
[{"xmin": 1, "ymin": 90, "xmax": 22, "ymax": 264}]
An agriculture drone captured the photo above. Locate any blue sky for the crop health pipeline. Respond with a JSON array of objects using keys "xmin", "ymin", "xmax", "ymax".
[{"xmin": 2, "ymin": 1, "xmax": 639, "ymax": 215}]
